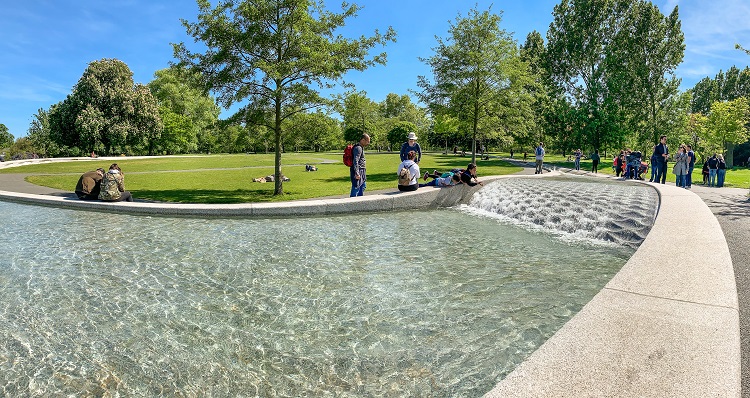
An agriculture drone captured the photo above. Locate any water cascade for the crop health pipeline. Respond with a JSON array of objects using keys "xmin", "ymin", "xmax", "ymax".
[{"xmin": 461, "ymin": 177, "xmax": 659, "ymax": 248}]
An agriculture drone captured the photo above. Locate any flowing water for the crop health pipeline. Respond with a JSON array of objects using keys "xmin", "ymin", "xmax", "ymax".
[{"xmin": 0, "ymin": 178, "xmax": 656, "ymax": 396}]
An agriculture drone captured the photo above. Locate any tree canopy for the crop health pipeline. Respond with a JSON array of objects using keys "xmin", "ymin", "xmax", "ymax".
[
  {"xmin": 174, "ymin": 0, "xmax": 395, "ymax": 195},
  {"xmin": 48, "ymin": 58, "xmax": 162, "ymax": 155},
  {"xmin": 417, "ymin": 6, "xmax": 535, "ymax": 164},
  {"xmin": 0, "ymin": 124, "xmax": 13, "ymax": 149}
]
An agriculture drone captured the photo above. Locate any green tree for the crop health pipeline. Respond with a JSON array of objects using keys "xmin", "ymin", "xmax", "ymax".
[
  {"xmin": 48, "ymin": 59, "xmax": 162, "ymax": 155},
  {"xmin": 705, "ymin": 97, "xmax": 750, "ymax": 166},
  {"xmin": 520, "ymin": 30, "xmax": 553, "ymax": 149},
  {"xmin": 0, "ymin": 124, "xmax": 13, "ymax": 149},
  {"xmin": 339, "ymin": 90, "xmax": 382, "ymax": 146},
  {"xmin": 417, "ymin": 6, "xmax": 535, "ymax": 164},
  {"xmin": 284, "ymin": 110, "xmax": 341, "ymax": 152},
  {"xmin": 386, "ymin": 121, "xmax": 417, "ymax": 149},
  {"xmin": 547, "ymin": 0, "xmax": 630, "ymax": 152},
  {"xmin": 379, "ymin": 93, "xmax": 429, "ymax": 150},
  {"xmin": 175, "ymin": 0, "xmax": 395, "ymax": 195},
  {"xmin": 26, "ymin": 108, "xmax": 71, "ymax": 157},
  {"xmin": 608, "ymin": 2, "xmax": 684, "ymax": 146},
  {"xmin": 148, "ymin": 67, "xmax": 221, "ymax": 154}
]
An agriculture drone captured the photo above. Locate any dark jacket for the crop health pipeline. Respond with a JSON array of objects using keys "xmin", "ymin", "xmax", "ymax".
[
  {"xmin": 349, "ymin": 143, "xmax": 366, "ymax": 187},
  {"xmin": 75, "ymin": 170, "xmax": 103, "ymax": 199},
  {"xmin": 399, "ymin": 142, "xmax": 422, "ymax": 163},
  {"xmin": 653, "ymin": 143, "xmax": 668, "ymax": 164}
]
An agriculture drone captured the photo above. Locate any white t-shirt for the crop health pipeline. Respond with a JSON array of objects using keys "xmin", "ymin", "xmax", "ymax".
[{"xmin": 396, "ymin": 160, "xmax": 420, "ymax": 186}]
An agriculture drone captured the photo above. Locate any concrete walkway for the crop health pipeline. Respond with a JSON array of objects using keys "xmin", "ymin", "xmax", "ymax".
[{"xmin": 690, "ymin": 184, "xmax": 750, "ymax": 397}]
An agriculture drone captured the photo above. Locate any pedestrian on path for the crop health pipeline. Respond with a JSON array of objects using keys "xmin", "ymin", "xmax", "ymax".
[{"xmin": 534, "ymin": 142, "xmax": 545, "ymax": 174}]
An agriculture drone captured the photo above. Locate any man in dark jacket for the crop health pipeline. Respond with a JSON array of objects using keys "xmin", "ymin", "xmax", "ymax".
[
  {"xmin": 350, "ymin": 133, "xmax": 371, "ymax": 197},
  {"xmin": 653, "ymin": 135, "xmax": 669, "ymax": 184},
  {"xmin": 75, "ymin": 168, "xmax": 104, "ymax": 200}
]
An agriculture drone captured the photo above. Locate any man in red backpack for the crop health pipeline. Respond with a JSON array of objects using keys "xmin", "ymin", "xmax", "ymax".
[{"xmin": 350, "ymin": 133, "xmax": 371, "ymax": 197}]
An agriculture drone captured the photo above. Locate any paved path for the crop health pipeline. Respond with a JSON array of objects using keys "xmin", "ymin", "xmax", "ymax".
[{"xmin": 688, "ymin": 183, "xmax": 750, "ymax": 397}]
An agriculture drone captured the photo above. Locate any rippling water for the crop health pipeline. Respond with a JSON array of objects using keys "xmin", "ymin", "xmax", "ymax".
[{"xmin": 0, "ymin": 186, "xmax": 646, "ymax": 396}]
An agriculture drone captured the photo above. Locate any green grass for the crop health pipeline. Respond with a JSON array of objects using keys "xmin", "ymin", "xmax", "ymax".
[{"xmin": 16, "ymin": 152, "xmax": 521, "ymax": 203}]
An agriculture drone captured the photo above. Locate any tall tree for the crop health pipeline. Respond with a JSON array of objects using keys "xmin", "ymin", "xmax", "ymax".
[
  {"xmin": 48, "ymin": 58, "xmax": 162, "ymax": 155},
  {"xmin": 705, "ymin": 97, "xmax": 750, "ymax": 166},
  {"xmin": 339, "ymin": 90, "xmax": 382, "ymax": 144},
  {"xmin": 0, "ymin": 124, "xmax": 13, "ymax": 149},
  {"xmin": 148, "ymin": 67, "xmax": 220, "ymax": 154},
  {"xmin": 547, "ymin": 0, "xmax": 632, "ymax": 151},
  {"xmin": 608, "ymin": 2, "xmax": 684, "ymax": 145},
  {"xmin": 417, "ymin": 6, "xmax": 534, "ymax": 164},
  {"xmin": 174, "ymin": 0, "xmax": 395, "ymax": 195},
  {"xmin": 26, "ymin": 108, "xmax": 71, "ymax": 157}
]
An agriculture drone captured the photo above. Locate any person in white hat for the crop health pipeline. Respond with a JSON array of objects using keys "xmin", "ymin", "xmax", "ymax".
[{"xmin": 399, "ymin": 132, "xmax": 422, "ymax": 163}]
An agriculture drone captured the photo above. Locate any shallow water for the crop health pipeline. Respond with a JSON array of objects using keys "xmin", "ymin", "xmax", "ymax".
[{"xmin": 0, "ymin": 187, "xmax": 643, "ymax": 396}]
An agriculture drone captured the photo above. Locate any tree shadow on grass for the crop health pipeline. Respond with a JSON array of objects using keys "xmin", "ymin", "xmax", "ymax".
[
  {"xmin": 134, "ymin": 188, "xmax": 281, "ymax": 204},
  {"xmin": 321, "ymin": 172, "xmax": 397, "ymax": 184}
]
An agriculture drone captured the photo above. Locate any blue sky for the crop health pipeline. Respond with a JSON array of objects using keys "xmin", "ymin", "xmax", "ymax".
[{"xmin": 2, "ymin": 0, "xmax": 750, "ymax": 139}]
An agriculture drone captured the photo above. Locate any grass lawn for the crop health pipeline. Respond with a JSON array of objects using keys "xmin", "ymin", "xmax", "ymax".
[{"xmin": 12, "ymin": 152, "xmax": 521, "ymax": 203}]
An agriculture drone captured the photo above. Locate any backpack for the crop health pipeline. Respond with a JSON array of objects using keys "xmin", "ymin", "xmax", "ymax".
[
  {"xmin": 343, "ymin": 144, "xmax": 354, "ymax": 167},
  {"xmin": 398, "ymin": 164, "xmax": 412, "ymax": 186},
  {"xmin": 99, "ymin": 172, "xmax": 121, "ymax": 201}
]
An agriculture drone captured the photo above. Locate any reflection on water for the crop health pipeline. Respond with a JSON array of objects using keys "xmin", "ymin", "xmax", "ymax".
[{"xmin": 0, "ymin": 190, "xmax": 640, "ymax": 396}]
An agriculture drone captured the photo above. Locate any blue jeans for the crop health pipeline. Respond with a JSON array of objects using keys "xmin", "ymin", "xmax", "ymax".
[
  {"xmin": 708, "ymin": 169, "xmax": 717, "ymax": 187},
  {"xmin": 574, "ymin": 158, "xmax": 580, "ymax": 170},
  {"xmin": 686, "ymin": 166, "xmax": 694, "ymax": 187},
  {"xmin": 717, "ymin": 169, "xmax": 726, "ymax": 187},
  {"xmin": 676, "ymin": 174, "xmax": 686, "ymax": 187},
  {"xmin": 350, "ymin": 180, "xmax": 366, "ymax": 197},
  {"xmin": 650, "ymin": 163, "xmax": 657, "ymax": 181}
]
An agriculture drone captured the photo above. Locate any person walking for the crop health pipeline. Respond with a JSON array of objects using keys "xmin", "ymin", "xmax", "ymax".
[
  {"xmin": 717, "ymin": 154, "xmax": 727, "ymax": 187},
  {"xmin": 686, "ymin": 144, "xmax": 696, "ymax": 189},
  {"xmin": 672, "ymin": 145, "xmax": 689, "ymax": 188},
  {"xmin": 707, "ymin": 153, "xmax": 718, "ymax": 187},
  {"xmin": 98, "ymin": 163, "xmax": 134, "ymax": 202},
  {"xmin": 74, "ymin": 167, "xmax": 104, "ymax": 200},
  {"xmin": 350, "ymin": 133, "xmax": 371, "ymax": 197},
  {"xmin": 590, "ymin": 149, "xmax": 600, "ymax": 173},
  {"xmin": 396, "ymin": 150, "xmax": 420, "ymax": 192},
  {"xmin": 399, "ymin": 132, "xmax": 422, "ymax": 164},
  {"xmin": 534, "ymin": 142, "xmax": 545, "ymax": 174},
  {"xmin": 653, "ymin": 135, "xmax": 669, "ymax": 184},
  {"xmin": 574, "ymin": 149, "xmax": 582, "ymax": 171}
]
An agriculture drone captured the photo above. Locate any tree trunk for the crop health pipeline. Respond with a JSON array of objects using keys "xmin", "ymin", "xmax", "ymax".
[
  {"xmin": 726, "ymin": 142, "xmax": 735, "ymax": 168},
  {"xmin": 274, "ymin": 91, "xmax": 283, "ymax": 196}
]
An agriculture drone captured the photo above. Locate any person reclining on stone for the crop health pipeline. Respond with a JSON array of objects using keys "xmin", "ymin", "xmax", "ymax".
[{"xmin": 419, "ymin": 173, "xmax": 461, "ymax": 188}]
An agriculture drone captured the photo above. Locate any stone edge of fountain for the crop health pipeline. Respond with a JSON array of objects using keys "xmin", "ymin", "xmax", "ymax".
[{"xmin": 485, "ymin": 173, "xmax": 739, "ymax": 397}]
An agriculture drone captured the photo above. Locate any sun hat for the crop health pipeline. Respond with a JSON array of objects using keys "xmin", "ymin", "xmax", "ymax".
[{"xmin": 407, "ymin": 132, "xmax": 418, "ymax": 140}]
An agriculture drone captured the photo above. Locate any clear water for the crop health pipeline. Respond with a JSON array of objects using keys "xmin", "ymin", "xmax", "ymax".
[{"xmin": 0, "ymin": 189, "xmax": 642, "ymax": 397}]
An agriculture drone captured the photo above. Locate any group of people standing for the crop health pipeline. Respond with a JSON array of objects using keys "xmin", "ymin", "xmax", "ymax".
[
  {"xmin": 75, "ymin": 163, "xmax": 134, "ymax": 202},
  {"xmin": 348, "ymin": 131, "xmax": 481, "ymax": 197},
  {"xmin": 638, "ymin": 134, "xmax": 727, "ymax": 188}
]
